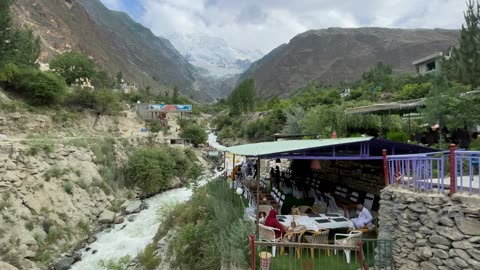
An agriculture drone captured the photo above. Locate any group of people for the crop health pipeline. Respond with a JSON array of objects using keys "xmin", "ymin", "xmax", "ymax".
[
  {"xmin": 231, "ymin": 160, "xmax": 257, "ymax": 181},
  {"xmin": 258, "ymin": 203, "xmax": 373, "ymax": 239}
]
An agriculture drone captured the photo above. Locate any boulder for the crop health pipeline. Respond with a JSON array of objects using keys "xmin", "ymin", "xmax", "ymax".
[
  {"xmin": 455, "ymin": 217, "xmax": 480, "ymax": 236},
  {"xmin": 114, "ymin": 216, "xmax": 125, "ymax": 224},
  {"xmin": 452, "ymin": 240, "xmax": 473, "ymax": 249},
  {"xmin": 52, "ymin": 256, "xmax": 75, "ymax": 270},
  {"xmin": 438, "ymin": 216, "xmax": 455, "ymax": 227},
  {"xmin": 120, "ymin": 200, "xmax": 130, "ymax": 211},
  {"xmin": 125, "ymin": 200, "xmax": 142, "ymax": 214},
  {"xmin": 437, "ymin": 226, "xmax": 464, "ymax": 241},
  {"xmin": 429, "ymin": 234, "xmax": 451, "ymax": 246},
  {"xmin": 0, "ymin": 261, "xmax": 20, "ymax": 270},
  {"xmin": 468, "ymin": 259, "xmax": 480, "ymax": 270},
  {"xmin": 127, "ymin": 215, "xmax": 137, "ymax": 222},
  {"xmin": 453, "ymin": 257, "xmax": 469, "ymax": 268},
  {"xmin": 87, "ymin": 237, "xmax": 96, "ymax": 244},
  {"xmin": 432, "ymin": 249, "xmax": 449, "ymax": 259},
  {"xmin": 468, "ymin": 249, "xmax": 480, "ymax": 261},
  {"xmin": 98, "ymin": 209, "xmax": 115, "ymax": 224},
  {"xmin": 420, "ymin": 261, "xmax": 438, "ymax": 270}
]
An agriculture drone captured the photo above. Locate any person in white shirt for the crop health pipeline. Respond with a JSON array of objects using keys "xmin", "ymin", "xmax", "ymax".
[{"xmin": 351, "ymin": 204, "xmax": 372, "ymax": 228}]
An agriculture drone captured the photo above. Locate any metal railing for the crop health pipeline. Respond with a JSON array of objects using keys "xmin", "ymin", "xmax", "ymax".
[
  {"xmin": 454, "ymin": 151, "xmax": 480, "ymax": 194},
  {"xmin": 386, "ymin": 153, "xmax": 447, "ymax": 193},
  {"xmin": 383, "ymin": 146, "xmax": 480, "ymax": 195},
  {"xmin": 251, "ymin": 237, "xmax": 393, "ymax": 270}
]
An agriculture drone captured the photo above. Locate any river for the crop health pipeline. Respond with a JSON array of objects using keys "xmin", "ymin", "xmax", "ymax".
[{"xmin": 71, "ymin": 133, "xmax": 222, "ymax": 270}]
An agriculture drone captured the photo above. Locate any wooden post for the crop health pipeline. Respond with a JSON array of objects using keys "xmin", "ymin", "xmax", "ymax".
[
  {"xmin": 250, "ymin": 234, "xmax": 256, "ymax": 270},
  {"xmin": 449, "ymin": 144, "xmax": 456, "ymax": 196},
  {"xmin": 232, "ymin": 154, "xmax": 236, "ymax": 190},
  {"xmin": 223, "ymin": 151, "xmax": 227, "ymax": 186},
  {"xmin": 256, "ymin": 157, "xmax": 261, "ymax": 239},
  {"xmin": 383, "ymin": 149, "xmax": 389, "ymax": 186}
]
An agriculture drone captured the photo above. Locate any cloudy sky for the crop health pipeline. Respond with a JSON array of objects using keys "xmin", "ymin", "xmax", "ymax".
[{"xmin": 100, "ymin": 0, "xmax": 465, "ymax": 53}]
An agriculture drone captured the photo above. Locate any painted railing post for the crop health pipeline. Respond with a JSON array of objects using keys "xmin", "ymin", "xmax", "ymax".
[
  {"xmin": 449, "ymin": 144, "xmax": 456, "ymax": 196},
  {"xmin": 383, "ymin": 149, "xmax": 389, "ymax": 186},
  {"xmin": 250, "ymin": 234, "xmax": 256, "ymax": 270}
]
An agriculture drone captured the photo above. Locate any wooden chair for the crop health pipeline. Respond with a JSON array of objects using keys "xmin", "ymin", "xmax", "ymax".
[
  {"xmin": 280, "ymin": 228, "xmax": 306, "ymax": 259},
  {"xmin": 298, "ymin": 205, "xmax": 314, "ymax": 215},
  {"xmin": 259, "ymin": 205, "xmax": 274, "ymax": 216},
  {"xmin": 334, "ymin": 230, "xmax": 363, "ymax": 263},
  {"xmin": 259, "ymin": 224, "xmax": 282, "ymax": 257},
  {"xmin": 304, "ymin": 229, "xmax": 330, "ymax": 258}
]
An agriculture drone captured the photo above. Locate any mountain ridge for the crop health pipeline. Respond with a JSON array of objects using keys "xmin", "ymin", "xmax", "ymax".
[
  {"xmin": 11, "ymin": 0, "xmax": 210, "ymax": 99},
  {"xmin": 239, "ymin": 27, "xmax": 460, "ymax": 98}
]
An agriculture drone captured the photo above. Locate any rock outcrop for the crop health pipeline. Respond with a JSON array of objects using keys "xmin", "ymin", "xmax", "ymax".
[
  {"xmin": 0, "ymin": 142, "xmax": 123, "ymax": 268},
  {"xmin": 379, "ymin": 187, "xmax": 480, "ymax": 270}
]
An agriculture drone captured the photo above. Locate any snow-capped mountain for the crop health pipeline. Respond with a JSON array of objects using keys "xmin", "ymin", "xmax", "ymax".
[{"xmin": 166, "ymin": 33, "xmax": 263, "ymax": 78}]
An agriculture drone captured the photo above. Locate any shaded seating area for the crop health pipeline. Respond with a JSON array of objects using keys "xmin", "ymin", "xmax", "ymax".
[{"xmin": 222, "ymin": 137, "xmax": 436, "ymax": 267}]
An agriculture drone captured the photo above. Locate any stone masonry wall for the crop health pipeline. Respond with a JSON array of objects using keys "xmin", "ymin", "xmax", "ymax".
[
  {"xmin": 319, "ymin": 160, "xmax": 384, "ymax": 196},
  {"xmin": 379, "ymin": 186, "xmax": 480, "ymax": 270}
]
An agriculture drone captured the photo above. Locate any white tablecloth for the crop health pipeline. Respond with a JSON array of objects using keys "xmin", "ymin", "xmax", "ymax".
[{"xmin": 278, "ymin": 214, "xmax": 354, "ymax": 231}]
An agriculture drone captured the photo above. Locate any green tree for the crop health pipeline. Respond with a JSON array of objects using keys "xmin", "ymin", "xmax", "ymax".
[
  {"xmin": 228, "ymin": 78, "xmax": 256, "ymax": 115},
  {"xmin": 126, "ymin": 147, "xmax": 176, "ymax": 195},
  {"xmin": 92, "ymin": 70, "xmax": 114, "ymax": 89},
  {"xmin": 116, "ymin": 71, "xmax": 123, "ymax": 85},
  {"xmin": 0, "ymin": 0, "xmax": 40, "ymax": 68},
  {"xmin": 13, "ymin": 69, "xmax": 67, "ymax": 105},
  {"xmin": 180, "ymin": 123, "xmax": 208, "ymax": 145},
  {"xmin": 172, "ymin": 85, "xmax": 180, "ymax": 103},
  {"xmin": 421, "ymin": 75, "xmax": 459, "ymax": 129},
  {"xmin": 93, "ymin": 89, "xmax": 121, "ymax": 114},
  {"xmin": 49, "ymin": 51, "xmax": 96, "ymax": 85},
  {"xmin": 281, "ymin": 106, "xmax": 305, "ymax": 135},
  {"xmin": 394, "ymin": 82, "xmax": 432, "ymax": 100},
  {"xmin": 300, "ymin": 104, "xmax": 346, "ymax": 137},
  {"xmin": 444, "ymin": 0, "xmax": 480, "ymax": 88}
]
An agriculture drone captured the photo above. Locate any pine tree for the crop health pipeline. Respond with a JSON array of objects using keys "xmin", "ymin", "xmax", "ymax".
[{"xmin": 444, "ymin": 0, "xmax": 480, "ymax": 88}]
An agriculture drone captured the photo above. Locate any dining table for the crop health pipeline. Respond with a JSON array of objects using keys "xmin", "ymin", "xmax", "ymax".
[{"xmin": 277, "ymin": 213, "xmax": 354, "ymax": 231}]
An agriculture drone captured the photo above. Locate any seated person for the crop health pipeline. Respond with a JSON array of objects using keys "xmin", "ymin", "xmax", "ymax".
[
  {"xmin": 264, "ymin": 209, "xmax": 285, "ymax": 238},
  {"xmin": 350, "ymin": 203, "xmax": 372, "ymax": 228},
  {"xmin": 258, "ymin": 212, "xmax": 267, "ymax": 224},
  {"xmin": 285, "ymin": 221, "xmax": 297, "ymax": 241}
]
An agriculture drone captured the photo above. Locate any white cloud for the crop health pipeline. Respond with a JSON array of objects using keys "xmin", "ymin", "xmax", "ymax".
[
  {"xmin": 100, "ymin": 0, "xmax": 123, "ymax": 10},
  {"xmin": 116, "ymin": 0, "xmax": 466, "ymax": 52}
]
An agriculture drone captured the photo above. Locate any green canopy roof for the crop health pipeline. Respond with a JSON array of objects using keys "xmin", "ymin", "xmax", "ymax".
[{"xmin": 222, "ymin": 137, "xmax": 372, "ymax": 157}]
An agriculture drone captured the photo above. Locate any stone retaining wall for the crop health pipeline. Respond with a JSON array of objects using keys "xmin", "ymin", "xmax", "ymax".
[{"xmin": 379, "ymin": 187, "xmax": 480, "ymax": 270}]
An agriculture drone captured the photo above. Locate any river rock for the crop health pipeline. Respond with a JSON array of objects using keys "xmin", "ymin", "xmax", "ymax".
[
  {"xmin": 98, "ymin": 209, "xmax": 115, "ymax": 224},
  {"xmin": 114, "ymin": 216, "xmax": 125, "ymax": 224},
  {"xmin": 52, "ymin": 256, "xmax": 75, "ymax": 270},
  {"xmin": 127, "ymin": 215, "xmax": 137, "ymax": 222},
  {"xmin": 0, "ymin": 261, "xmax": 20, "ymax": 270},
  {"xmin": 125, "ymin": 200, "xmax": 142, "ymax": 214},
  {"xmin": 87, "ymin": 237, "xmax": 96, "ymax": 244}
]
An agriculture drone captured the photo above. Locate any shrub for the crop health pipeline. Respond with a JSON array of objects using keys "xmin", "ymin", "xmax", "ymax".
[
  {"xmin": 26, "ymin": 138, "xmax": 55, "ymax": 156},
  {"xmin": 13, "ymin": 69, "xmax": 67, "ymax": 105},
  {"xmin": 99, "ymin": 255, "xmax": 131, "ymax": 270},
  {"xmin": 49, "ymin": 51, "xmax": 96, "ymax": 85},
  {"xmin": 137, "ymin": 243, "xmax": 161, "ymax": 270},
  {"xmin": 25, "ymin": 220, "xmax": 35, "ymax": 231},
  {"xmin": 180, "ymin": 122, "xmax": 208, "ymax": 145},
  {"xmin": 77, "ymin": 178, "xmax": 88, "ymax": 189},
  {"xmin": 149, "ymin": 120, "xmax": 161, "ymax": 133},
  {"xmin": 125, "ymin": 147, "xmax": 176, "ymax": 195},
  {"xmin": 77, "ymin": 219, "xmax": 91, "ymax": 235},
  {"xmin": 386, "ymin": 131, "xmax": 409, "ymax": 142},
  {"xmin": 45, "ymin": 166, "xmax": 63, "ymax": 181},
  {"xmin": 63, "ymin": 181, "xmax": 74, "ymax": 194}
]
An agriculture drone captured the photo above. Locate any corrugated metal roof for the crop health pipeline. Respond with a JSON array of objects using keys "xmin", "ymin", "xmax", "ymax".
[
  {"xmin": 222, "ymin": 137, "xmax": 372, "ymax": 157},
  {"xmin": 345, "ymin": 99, "xmax": 426, "ymax": 115}
]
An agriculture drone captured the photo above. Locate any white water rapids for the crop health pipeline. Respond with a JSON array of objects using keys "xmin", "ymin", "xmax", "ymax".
[{"xmin": 71, "ymin": 133, "xmax": 223, "ymax": 270}]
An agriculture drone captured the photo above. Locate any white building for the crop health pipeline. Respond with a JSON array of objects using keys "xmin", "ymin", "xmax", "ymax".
[{"xmin": 412, "ymin": 51, "xmax": 451, "ymax": 75}]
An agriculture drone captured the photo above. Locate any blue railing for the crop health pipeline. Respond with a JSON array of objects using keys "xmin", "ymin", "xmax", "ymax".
[
  {"xmin": 455, "ymin": 151, "xmax": 480, "ymax": 194},
  {"xmin": 385, "ymin": 148, "xmax": 480, "ymax": 195},
  {"xmin": 386, "ymin": 153, "xmax": 446, "ymax": 193}
]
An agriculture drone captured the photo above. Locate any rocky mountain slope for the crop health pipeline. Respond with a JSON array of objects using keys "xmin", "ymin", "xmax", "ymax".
[
  {"xmin": 239, "ymin": 28, "xmax": 460, "ymax": 98},
  {"xmin": 12, "ymin": 0, "xmax": 201, "ymax": 98},
  {"xmin": 166, "ymin": 33, "xmax": 263, "ymax": 78}
]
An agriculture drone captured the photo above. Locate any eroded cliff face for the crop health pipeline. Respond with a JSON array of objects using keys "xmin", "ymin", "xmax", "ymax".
[{"xmin": 0, "ymin": 142, "xmax": 120, "ymax": 269}]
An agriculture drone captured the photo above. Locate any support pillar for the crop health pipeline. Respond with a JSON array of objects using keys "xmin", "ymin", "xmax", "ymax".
[
  {"xmin": 449, "ymin": 144, "xmax": 456, "ymax": 196},
  {"xmin": 256, "ymin": 157, "xmax": 260, "ymax": 239},
  {"xmin": 383, "ymin": 149, "xmax": 389, "ymax": 186}
]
